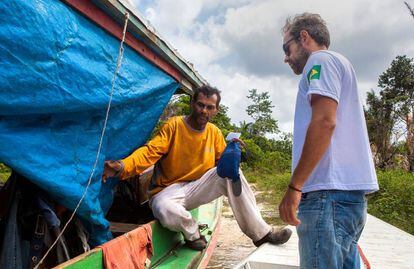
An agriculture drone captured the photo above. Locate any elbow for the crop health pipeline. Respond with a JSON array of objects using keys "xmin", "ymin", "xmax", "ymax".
[
  {"xmin": 323, "ymin": 118, "xmax": 336, "ymax": 132},
  {"xmin": 314, "ymin": 117, "xmax": 336, "ymax": 132}
]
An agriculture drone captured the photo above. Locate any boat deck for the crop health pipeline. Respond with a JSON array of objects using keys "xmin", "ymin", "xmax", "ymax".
[{"xmin": 235, "ymin": 214, "xmax": 414, "ymax": 269}]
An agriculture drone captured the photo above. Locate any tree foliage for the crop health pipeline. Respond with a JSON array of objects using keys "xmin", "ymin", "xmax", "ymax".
[
  {"xmin": 245, "ymin": 89, "xmax": 279, "ymax": 137},
  {"xmin": 365, "ymin": 55, "xmax": 414, "ymax": 171},
  {"xmin": 365, "ymin": 90, "xmax": 396, "ymax": 168},
  {"xmin": 154, "ymin": 89, "xmax": 291, "ymax": 173}
]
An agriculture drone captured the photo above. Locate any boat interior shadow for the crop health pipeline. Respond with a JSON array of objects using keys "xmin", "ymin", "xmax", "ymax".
[{"xmin": 106, "ymin": 174, "xmax": 155, "ymax": 236}]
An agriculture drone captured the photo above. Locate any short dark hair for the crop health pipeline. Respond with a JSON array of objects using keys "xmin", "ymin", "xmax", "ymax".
[
  {"xmin": 192, "ymin": 85, "xmax": 221, "ymax": 107},
  {"xmin": 282, "ymin": 13, "xmax": 330, "ymax": 48}
]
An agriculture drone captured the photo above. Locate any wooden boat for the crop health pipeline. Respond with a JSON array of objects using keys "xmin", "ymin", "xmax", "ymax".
[
  {"xmin": 235, "ymin": 214, "xmax": 414, "ymax": 269},
  {"xmin": 57, "ymin": 198, "xmax": 223, "ymax": 269},
  {"xmin": 0, "ymin": 0, "xmax": 222, "ymax": 268}
]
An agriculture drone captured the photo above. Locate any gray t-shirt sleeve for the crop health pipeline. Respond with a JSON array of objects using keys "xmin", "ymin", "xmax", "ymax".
[{"xmin": 305, "ymin": 53, "xmax": 342, "ymax": 104}]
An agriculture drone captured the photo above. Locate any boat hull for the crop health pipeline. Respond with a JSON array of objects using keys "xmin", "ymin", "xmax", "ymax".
[{"xmin": 56, "ymin": 198, "xmax": 222, "ymax": 269}]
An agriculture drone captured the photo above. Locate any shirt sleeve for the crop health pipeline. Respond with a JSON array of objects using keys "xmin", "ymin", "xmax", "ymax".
[
  {"xmin": 305, "ymin": 53, "xmax": 342, "ymax": 104},
  {"xmin": 214, "ymin": 129, "xmax": 227, "ymax": 162},
  {"xmin": 120, "ymin": 120, "xmax": 174, "ymax": 179}
]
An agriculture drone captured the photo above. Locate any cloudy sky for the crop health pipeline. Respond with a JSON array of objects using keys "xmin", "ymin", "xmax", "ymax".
[{"xmin": 129, "ymin": 0, "xmax": 414, "ymax": 134}]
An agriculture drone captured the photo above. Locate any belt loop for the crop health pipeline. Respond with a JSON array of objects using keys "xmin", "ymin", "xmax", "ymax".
[{"xmin": 34, "ymin": 215, "xmax": 46, "ymax": 237}]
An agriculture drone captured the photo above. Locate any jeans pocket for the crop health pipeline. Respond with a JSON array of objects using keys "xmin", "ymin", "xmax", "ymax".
[
  {"xmin": 333, "ymin": 200, "xmax": 366, "ymax": 250},
  {"xmin": 298, "ymin": 196, "xmax": 321, "ymax": 212},
  {"xmin": 298, "ymin": 195, "xmax": 323, "ymax": 232}
]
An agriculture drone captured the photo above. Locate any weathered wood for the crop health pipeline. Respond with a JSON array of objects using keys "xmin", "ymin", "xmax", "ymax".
[
  {"xmin": 109, "ymin": 222, "xmax": 141, "ymax": 234},
  {"xmin": 236, "ymin": 214, "xmax": 414, "ymax": 269}
]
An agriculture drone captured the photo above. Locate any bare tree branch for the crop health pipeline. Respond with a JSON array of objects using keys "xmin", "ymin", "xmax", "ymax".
[{"xmin": 405, "ymin": 1, "xmax": 414, "ymax": 19}]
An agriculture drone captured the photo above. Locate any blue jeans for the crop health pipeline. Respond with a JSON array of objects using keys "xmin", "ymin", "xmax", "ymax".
[{"xmin": 297, "ymin": 190, "xmax": 367, "ymax": 269}]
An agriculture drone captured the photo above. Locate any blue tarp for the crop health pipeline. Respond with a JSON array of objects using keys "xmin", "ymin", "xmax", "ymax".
[{"xmin": 0, "ymin": 0, "xmax": 179, "ymax": 245}]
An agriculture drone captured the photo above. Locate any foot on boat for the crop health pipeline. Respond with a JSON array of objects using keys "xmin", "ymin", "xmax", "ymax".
[
  {"xmin": 253, "ymin": 227, "xmax": 292, "ymax": 247},
  {"xmin": 185, "ymin": 235, "xmax": 207, "ymax": 251}
]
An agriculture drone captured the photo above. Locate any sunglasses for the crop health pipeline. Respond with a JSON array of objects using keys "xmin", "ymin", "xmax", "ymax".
[{"xmin": 282, "ymin": 36, "xmax": 296, "ymax": 56}]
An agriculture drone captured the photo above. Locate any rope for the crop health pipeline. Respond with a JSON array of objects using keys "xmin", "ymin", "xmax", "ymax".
[
  {"xmin": 34, "ymin": 12, "xmax": 130, "ymax": 268},
  {"xmin": 358, "ymin": 244, "xmax": 371, "ymax": 269}
]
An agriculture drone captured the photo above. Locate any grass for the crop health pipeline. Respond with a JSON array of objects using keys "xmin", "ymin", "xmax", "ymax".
[
  {"xmin": 244, "ymin": 166, "xmax": 414, "ymax": 235},
  {"xmin": 0, "ymin": 163, "xmax": 11, "ymax": 184},
  {"xmin": 243, "ymin": 166, "xmax": 291, "ymax": 226},
  {"xmin": 367, "ymin": 170, "xmax": 414, "ymax": 234}
]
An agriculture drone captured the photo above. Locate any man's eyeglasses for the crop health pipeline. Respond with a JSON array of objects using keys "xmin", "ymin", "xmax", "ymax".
[{"xmin": 282, "ymin": 36, "xmax": 296, "ymax": 56}]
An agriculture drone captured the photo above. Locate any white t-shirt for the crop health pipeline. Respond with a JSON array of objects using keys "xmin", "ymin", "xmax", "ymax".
[{"xmin": 292, "ymin": 50, "xmax": 379, "ymax": 193}]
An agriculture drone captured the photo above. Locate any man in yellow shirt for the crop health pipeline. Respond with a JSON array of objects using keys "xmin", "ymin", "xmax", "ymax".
[{"xmin": 103, "ymin": 85, "xmax": 291, "ymax": 250}]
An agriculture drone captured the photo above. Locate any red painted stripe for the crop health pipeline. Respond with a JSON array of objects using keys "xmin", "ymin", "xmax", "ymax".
[
  {"xmin": 358, "ymin": 244, "xmax": 371, "ymax": 269},
  {"xmin": 61, "ymin": 0, "xmax": 183, "ymax": 83},
  {"xmin": 198, "ymin": 218, "xmax": 221, "ymax": 269}
]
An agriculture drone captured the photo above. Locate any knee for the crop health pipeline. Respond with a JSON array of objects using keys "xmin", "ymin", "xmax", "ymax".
[
  {"xmin": 153, "ymin": 205, "xmax": 175, "ymax": 227},
  {"xmin": 152, "ymin": 199, "xmax": 172, "ymax": 223}
]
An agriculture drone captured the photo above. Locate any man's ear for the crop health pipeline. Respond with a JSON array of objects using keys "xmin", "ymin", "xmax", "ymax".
[
  {"xmin": 299, "ymin": 30, "xmax": 309, "ymax": 43},
  {"xmin": 212, "ymin": 105, "xmax": 219, "ymax": 117}
]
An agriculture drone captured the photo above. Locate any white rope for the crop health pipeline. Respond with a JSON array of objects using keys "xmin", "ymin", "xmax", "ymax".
[{"xmin": 34, "ymin": 12, "xmax": 130, "ymax": 268}]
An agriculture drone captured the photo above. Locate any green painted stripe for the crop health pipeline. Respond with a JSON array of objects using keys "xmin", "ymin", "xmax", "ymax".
[
  {"xmin": 151, "ymin": 199, "xmax": 222, "ymax": 268},
  {"xmin": 59, "ymin": 198, "xmax": 222, "ymax": 269},
  {"xmin": 58, "ymin": 249, "xmax": 103, "ymax": 269}
]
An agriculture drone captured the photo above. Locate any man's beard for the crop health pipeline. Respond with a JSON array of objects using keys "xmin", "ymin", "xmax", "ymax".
[{"xmin": 291, "ymin": 46, "xmax": 310, "ymax": 75}]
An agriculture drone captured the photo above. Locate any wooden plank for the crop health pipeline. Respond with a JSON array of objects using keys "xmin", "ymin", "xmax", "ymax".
[
  {"xmin": 151, "ymin": 198, "xmax": 222, "ymax": 269},
  {"xmin": 57, "ymin": 198, "xmax": 222, "ymax": 268},
  {"xmin": 235, "ymin": 225, "xmax": 299, "ymax": 269},
  {"xmin": 109, "ymin": 221, "xmax": 140, "ymax": 233},
  {"xmin": 55, "ymin": 249, "xmax": 103, "ymax": 269},
  {"xmin": 358, "ymin": 214, "xmax": 414, "ymax": 269},
  {"xmin": 236, "ymin": 214, "xmax": 414, "ymax": 269},
  {"xmin": 197, "ymin": 217, "xmax": 221, "ymax": 269}
]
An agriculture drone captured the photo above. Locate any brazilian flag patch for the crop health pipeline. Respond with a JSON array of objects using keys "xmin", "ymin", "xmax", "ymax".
[{"xmin": 307, "ymin": 65, "xmax": 321, "ymax": 82}]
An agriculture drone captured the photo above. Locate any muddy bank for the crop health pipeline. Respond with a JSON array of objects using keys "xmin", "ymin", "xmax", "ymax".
[{"xmin": 207, "ymin": 185, "xmax": 284, "ymax": 268}]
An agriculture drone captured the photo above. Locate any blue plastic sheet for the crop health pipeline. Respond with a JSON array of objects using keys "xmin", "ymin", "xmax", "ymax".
[{"xmin": 0, "ymin": 0, "xmax": 179, "ymax": 245}]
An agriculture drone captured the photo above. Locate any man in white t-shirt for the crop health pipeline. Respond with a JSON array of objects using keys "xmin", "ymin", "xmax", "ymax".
[{"xmin": 278, "ymin": 13, "xmax": 379, "ymax": 269}]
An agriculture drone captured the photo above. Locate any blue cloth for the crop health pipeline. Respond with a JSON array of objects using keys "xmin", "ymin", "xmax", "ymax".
[
  {"xmin": 0, "ymin": 0, "xmax": 179, "ymax": 245},
  {"xmin": 37, "ymin": 197, "xmax": 61, "ymax": 229},
  {"xmin": 0, "ymin": 185, "xmax": 30, "ymax": 269},
  {"xmin": 297, "ymin": 190, "xmax": 367, "ymax": 269},
  {"xmin": 216, "ymin": 141, "xmax": 242, "ymax": 196},
  {"xmin": 216, "ymin": 141, "xmax": 241, "ymax": 182}
]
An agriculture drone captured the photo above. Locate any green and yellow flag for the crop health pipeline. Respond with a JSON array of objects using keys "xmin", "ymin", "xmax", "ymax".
[{"xmin": 307, "ymin": 65, "xmax": 321, "ymax": 82}]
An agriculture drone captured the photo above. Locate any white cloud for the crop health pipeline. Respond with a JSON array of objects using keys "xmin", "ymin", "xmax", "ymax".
[{"xmin": 130, "ymin": 0, "xmax": 414, "ymax": 133}]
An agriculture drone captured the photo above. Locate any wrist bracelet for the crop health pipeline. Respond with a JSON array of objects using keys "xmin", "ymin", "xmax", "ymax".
[{"xmin": 288, "ymin": 184, "xmax": 302, "ymax": 193}]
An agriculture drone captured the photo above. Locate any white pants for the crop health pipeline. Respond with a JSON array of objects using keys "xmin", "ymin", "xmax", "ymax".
[{"xmin": 149, "ymin": 167, "xmax": 271, "ymax": 241}]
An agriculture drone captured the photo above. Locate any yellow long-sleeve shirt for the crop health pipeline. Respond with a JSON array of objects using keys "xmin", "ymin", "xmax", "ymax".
[{"xmin": 120, "ymin": 116, "xmax": 226, "ymax": 196}]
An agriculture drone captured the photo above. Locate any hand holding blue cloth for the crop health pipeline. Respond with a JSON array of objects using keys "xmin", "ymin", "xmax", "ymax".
[{"xmin": 217, "ymin": 141, "xmax": 242, "ymax": 196}]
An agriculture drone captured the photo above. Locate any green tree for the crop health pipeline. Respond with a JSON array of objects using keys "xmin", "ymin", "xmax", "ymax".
[
  {"xmin": 238, "ymin": 120, "xmax": 254, "ymax": 139},
  {"xmin": 210, "ymin": 104, "xmax": 233, "ymax": 134},
  {"xmin": 379, "ymin": 55, "xmax": 414, "ymax": 171},
  {"xmin": 365, "ymin": 90, "xmax": 396, "ymax": 168},
  {"xmin": 246, "ymin": 89, "xmax": 279, "ymax": 137},
  {"xmin": 366, "ymin": 55, "xmax": 414, "ymax": 171}
]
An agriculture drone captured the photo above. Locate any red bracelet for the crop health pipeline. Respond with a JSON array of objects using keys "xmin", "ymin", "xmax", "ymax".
[{"xmin": 288, "ymin": 184, "xmax": 302, "ymax": 193}]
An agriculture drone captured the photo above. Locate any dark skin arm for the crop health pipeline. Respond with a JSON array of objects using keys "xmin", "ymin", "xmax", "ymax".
[
  {"xmin": 102, "ymin": 160, "xmax": 123, "ymax": 183},
  {"xmin": 279, "ymin": 94, "xmax": 338, "ymax": 226},
  {"xmin": 102, "ymin": 138, "xmax": 244, "ymax": 183}
]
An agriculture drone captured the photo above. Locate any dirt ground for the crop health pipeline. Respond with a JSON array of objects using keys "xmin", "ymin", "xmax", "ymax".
[{"xmin": 207, "ymin": 186, "xmax": 282, "ymax": 268}]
